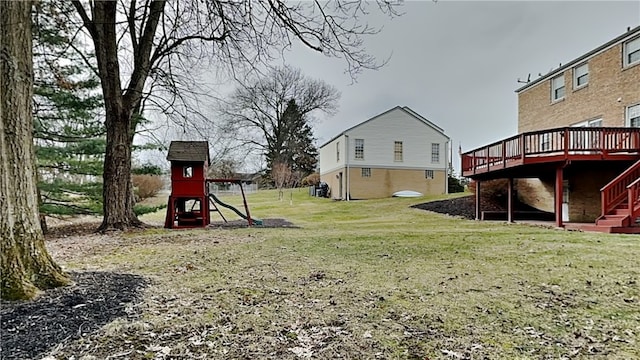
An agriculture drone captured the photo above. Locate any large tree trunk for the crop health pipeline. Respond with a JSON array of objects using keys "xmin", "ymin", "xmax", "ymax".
[
  {"xmin": 1, "ymin": 1, "xmax": 70, "ymax": 300},
  {"xmin": 87, "ymin": 2, "xmax": 142, "ymax": 231}
]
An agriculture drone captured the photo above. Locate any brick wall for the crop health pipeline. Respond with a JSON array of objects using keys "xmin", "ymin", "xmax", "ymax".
[
  {"xmin": 516, "ymin": 162, "xmax": 632, "ymax": 222},
  {"xmin": 321, "ymin": 167, "xmax": 446, "ymax": 200},
  {"xmin": 518, "ymin": 41, "xmax": 640, "ymax": 133}
]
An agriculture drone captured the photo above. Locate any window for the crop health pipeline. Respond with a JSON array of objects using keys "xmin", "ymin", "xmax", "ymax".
[
  {"xmin": 573, "ymin": 63, "xmax": 588, "ymax": 88},
  {"xmin": 551, "ymin": 75, "xmax": 565, "ymax": 101},
  {"xmin": 183, "ymin": 166, "xmax": 193, "ymax": 178},
  {"xmin": 425, "ymin": 170, "xmax": 434, "ymax": 179},
  {"xmin": 628, "ymin": 104, "xmax": 640, "ymax": 127},
  {"xmin": 571, "ymin": 118, "xmax": 602, "ymax": 149},
  {"xmin": 336, "ymin": 142, "xmax": 340, "ymax": 161},
  {"xmin": 431, "ymin": 143, "xmax": 440, "ymax": 163},
  {"xmin": 539, "ymin": 133, "xmax": 551, "ymax": 151},
  {"xmin": 394, "ymin": 141, "xmax": 403, "ymax": 161},
  {"xmin": 361, "ymin": 168, "xmax": 371, "ymax": 177},
  {"xmin": 355, "ymin": 139, "xmax": 364, "ymax": 159},
  {"xmin": 624, "ymin": 36, "xmax": 640, "ymax": 67}
]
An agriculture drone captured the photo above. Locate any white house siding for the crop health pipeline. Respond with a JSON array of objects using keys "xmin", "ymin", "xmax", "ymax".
[
  {"xmin": 319, "ymin": 135, "xmax": 346, "ymax": 176},
  {"xmin": 344, "ymin": 107, "xmax": 448, "ymax": 169},
  {"xmin": 319, "ymin": 106, "xmax": 449, "ymax": 199}
]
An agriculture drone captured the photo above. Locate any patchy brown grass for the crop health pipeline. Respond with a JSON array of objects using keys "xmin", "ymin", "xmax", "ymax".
[{"xmin": 33, "ymin": 190, "xmax": 640, "ymax": 359}]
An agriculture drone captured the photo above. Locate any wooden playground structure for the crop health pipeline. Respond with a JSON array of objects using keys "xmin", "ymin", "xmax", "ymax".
[{"xmin": 163, "ymin": 141, "xmax": 261, "ymax": 229}]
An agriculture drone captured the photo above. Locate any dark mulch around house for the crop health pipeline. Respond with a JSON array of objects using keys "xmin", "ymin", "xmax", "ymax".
[
  {"xmin": 0, "ymin": 271, "xmax": 148, "ymax": 360},
  {"xmin": 412, "ymin": 195, "xmax": 553, "ymax": 220}
]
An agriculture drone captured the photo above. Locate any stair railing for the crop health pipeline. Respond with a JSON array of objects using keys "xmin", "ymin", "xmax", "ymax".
[
  {"xmin": 627, "ymin": 177, "xmax": 640, "ymax": 224},
  {"xmin": 601, "ymin": 159, "xmax": 640, "ymax": 216}
]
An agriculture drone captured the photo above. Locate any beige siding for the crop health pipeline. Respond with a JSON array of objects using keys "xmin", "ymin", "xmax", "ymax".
[{"xmin": 518, "ymin": 38, "xmax": 640, "ymax": 133}]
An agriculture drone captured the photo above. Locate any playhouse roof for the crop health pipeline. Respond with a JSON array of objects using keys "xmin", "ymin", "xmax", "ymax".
[{"xmin": 167, "ymin": 141, "xmax": 210, "ymax": 163}]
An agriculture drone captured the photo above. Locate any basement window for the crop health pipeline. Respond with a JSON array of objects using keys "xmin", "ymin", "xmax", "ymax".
[{"xmin": 425, "ymin": 170, "xmax": 434, "ymax": 179}]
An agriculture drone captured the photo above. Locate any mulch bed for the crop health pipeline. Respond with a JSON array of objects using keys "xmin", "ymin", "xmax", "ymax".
[
  {"xmin": 0, "ymin": 272, "xmax": 147, "ymax": 360},
  {"xmin": 411, "ymin": 195, "xmax": 552, "ymax": 220},
  {"xmin": 209, "ymin": 218, "xmax": 298, "ymax": 229}
]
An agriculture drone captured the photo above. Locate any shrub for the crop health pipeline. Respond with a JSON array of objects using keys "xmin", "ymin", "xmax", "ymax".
[
  {"xmin": 132, "ymin": 174, "xmax": 164, "ymax": 200},
  {"xmin": 301, "ymin": 172, "xmax": 320, "ymax": 187},
  {"xmin": 448, "ymin": 175, "xmax": 465, "ymax": 193}
]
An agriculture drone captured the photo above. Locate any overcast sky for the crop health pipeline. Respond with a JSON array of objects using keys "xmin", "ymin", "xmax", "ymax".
[{"xmin": 277, "ymin": 0, "xmax": 640, "ymax": 172}]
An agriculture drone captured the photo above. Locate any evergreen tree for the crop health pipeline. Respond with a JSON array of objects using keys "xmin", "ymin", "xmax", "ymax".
[
  {"xmin": 32, "ymin": 1, "xmax": 105, "ymax": 221},
  {"xmin": 265, "ymin": 99, "xmax": 319, "ymax": 178},
  {"xmin": 279, "ymin": 99, "xmax": 318, "ymax": 176}
]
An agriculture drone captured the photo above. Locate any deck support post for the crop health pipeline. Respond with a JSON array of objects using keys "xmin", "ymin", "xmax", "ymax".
[
  {"xmin": 475, "ymin": 180, "xmax": 481, "ymax": 220},
  {"xmin": 555, "ymin": 166, "xmax": 564, "ymax": 228},
  {"xmin": 507, "ymin": 178, "xmax": 514, "ymax": 223}
]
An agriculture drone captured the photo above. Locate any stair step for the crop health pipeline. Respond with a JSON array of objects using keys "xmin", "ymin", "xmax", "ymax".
[{"xmin": 597, "ymin": 217, "xmax": 630, "ymax": 227}]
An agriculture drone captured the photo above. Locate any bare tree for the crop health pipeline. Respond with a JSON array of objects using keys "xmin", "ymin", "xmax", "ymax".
[
  {"xmin": 69, "ymin": 0, "xmax": 400, "ymax": 231},
  {"xmin": 272, "ymin": 162, "xmax": 294, "ymax": 201},
  {"xmin": 220, "ymin": 67, "xmax": 336, "ymax": 176},
  {"xmin": 1, "ymin": 1, "xmax": 70, "ymax": 300}
]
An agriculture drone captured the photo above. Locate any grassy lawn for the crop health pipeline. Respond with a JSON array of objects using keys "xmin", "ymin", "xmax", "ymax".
[{"xmin": 49, "ymin": 189, "xmax": 639, "ymax": 359}]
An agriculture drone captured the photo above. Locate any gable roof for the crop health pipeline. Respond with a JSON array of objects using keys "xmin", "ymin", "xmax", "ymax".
[
  {"xmin": 320, "ymin": 106, "xmax": 448, "ymax": 148},
  {"xmin": 167, "ymin": 141, "xmax": 210, "ymax": 163},
  {"xmin": 516, "ymin": 25, "xmax": 640, "ymax": 93}
]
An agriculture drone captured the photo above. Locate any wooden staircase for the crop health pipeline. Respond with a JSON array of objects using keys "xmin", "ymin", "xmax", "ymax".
[{"xmin": 594, "ymin": 160, "xmax": 640, "ymax": 233}]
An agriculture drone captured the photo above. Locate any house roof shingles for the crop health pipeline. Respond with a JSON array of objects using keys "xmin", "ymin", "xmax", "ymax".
[{"xmin": 166, "ymin": 141, "xmax": 210, "ymax": 163}]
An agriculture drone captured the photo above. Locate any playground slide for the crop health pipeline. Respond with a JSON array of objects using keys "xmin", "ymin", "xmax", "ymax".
[{"xmin": 208, "ymin": 193, "xmax": 263, "ymax": 226}]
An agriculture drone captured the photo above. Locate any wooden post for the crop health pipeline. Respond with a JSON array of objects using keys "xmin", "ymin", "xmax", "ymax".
[
  {"xmin": 555, "ymin": 166, "xmax": 564, "ymax": 228},
  {"xmin": 507, "ymin": 178, "xmax": 514, "ymax": 223},
  {"xmin": 475, "ymin": 180, "xmax": 481, "ymax": 220}
]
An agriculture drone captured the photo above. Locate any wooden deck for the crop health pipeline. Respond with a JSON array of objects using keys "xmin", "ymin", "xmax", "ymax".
[{"xmin": 462, "ymin": 127, "xmax": 640, "ymax": 179}]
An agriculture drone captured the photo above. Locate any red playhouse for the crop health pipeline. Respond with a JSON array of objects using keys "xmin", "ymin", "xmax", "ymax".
[{"xmin": 163, "ymin": 141, "xmax": 261, "ymax": 228}]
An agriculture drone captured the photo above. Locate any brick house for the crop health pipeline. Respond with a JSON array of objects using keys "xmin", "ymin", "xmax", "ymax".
[
  {"xmin": 319, "ymin": 106, "xmax": 450, "ymax": 200},
  {"xmin": 461, "ymin": 26, "xmax": 640, "ymax": 233}
]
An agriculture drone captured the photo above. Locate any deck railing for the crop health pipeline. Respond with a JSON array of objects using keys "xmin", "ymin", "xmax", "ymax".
[{"xmin": 462, "ymin": 127, "xmax": 640, "ymax": 176}]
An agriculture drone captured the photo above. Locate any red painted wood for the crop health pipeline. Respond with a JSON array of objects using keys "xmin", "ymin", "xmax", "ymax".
[
  {"xmin": 461, "ymin": 127, "xmax": 640, "ymax": 178},
  {"xmin": 555, "ymin": 166, "xmax": 563, "ymax": 228}
]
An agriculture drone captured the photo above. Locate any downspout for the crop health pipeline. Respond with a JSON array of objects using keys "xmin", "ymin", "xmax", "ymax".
[
  {"xmin": 345, "ymin": 134, "xmax": 350, "ymax": 201},
  {"xmin": 444, "ymin": 139, "xmax": 450, "ymax": 194}
]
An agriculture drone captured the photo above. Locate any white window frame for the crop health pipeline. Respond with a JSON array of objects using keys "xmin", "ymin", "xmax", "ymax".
[
  {"xmin": 394, "ymin": 141, "xmax": 403, "ymax": 162},
  {"xmin": 183, "ymin": 166, "xmax": 193, "ymax": 178},
  {"xmin": 336, "ymin": 142, "xmax": 340, "ymax": 161},
  {"xmin": 573, "ymin": 63, "xmax": 588, "ymax": 89},
  {"xmin": 361, "ymin": 168, "xmax": 371, "ymax": 177},
  {"xmin": 354, "ymin": 139, "xmax": 364, "ymax": 160},
  {"xmin": 623, "ymin": 36, "xmax": 640, "ymax": 67},
  {"xmin": 627, "ymin": 104, "xmax": 640, "ymax": 127},
  {"xmin": 431, "ymin": 143, "xmax": 440, "ymax": 163},
  {"xmin": 539, "ymin": 133, "xmax": 551, "ymax": 152},
  {"xmin": 551, "ymin": 74, "xmax": 565, "ymax": 102}
]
